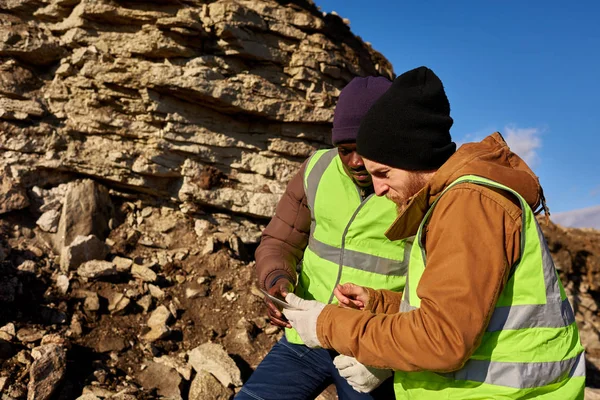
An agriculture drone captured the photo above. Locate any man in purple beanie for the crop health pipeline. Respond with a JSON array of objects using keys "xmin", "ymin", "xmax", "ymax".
[{"xmin": 236, "ymin": 76, "xmax": 411, "ymax": 400}]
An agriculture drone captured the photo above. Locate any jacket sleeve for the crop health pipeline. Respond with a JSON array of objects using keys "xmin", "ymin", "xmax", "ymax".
[
  {"xmin": 316, "ymin": 185, "xmax": 522, "ymax": 372},
  {"xmin": 255, "ymin": 161, "xmax": 311, "ymax": 290},
  {"xmin": 366, "ymin": 287, "xmax": 403, "ymax": 314}
]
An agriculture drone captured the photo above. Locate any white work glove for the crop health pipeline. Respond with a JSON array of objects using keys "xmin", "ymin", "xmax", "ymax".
[
  {"xmin": 333, "ymin": 354, "xmax": 393, "ymax": 393},
  {"xmin": 282, "ymin": 293, "xmax": 326, "ymax": 348}
]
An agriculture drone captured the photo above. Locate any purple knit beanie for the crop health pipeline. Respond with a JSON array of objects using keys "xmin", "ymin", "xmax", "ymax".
[{"xmin": 332, "ymin": 76, "xmax": 393, "ymax": 145}]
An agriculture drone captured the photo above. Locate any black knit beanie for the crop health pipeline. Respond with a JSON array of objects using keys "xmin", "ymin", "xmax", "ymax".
[{"xmin": 356, "ymin": 66, "xmax": 456, "ymax": 171}]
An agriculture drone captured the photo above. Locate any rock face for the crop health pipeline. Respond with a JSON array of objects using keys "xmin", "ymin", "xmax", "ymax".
[
  {"xmin": 188, "ymin": 342, "xmax": 242, "ymax": 388},
  {"xmin": 77, "ymin": 260, "xmax": 118, "ymax": 281},
  {"xmin": 136, "ymin": 361, "xmax": 183, "ymax": 400},
  {"xmin": 0, "ymin": 168, "xmax": 29, "ymax": 215},
  {"xmin": 55, "ymin": 180, "xmax": 113, "ymax": 251},
  {"xmin": 27, "ymin": 344, "xmax": 67, "ymax": 400},
  {"xmin": 62, "ymin": 234, "xmax": 110, "ymax": 271},
  {"xmin": 189, "ymin": 370, "xmax": 233, "ymax": 400},
  {"xmin": 0, "ymin": 0, "xmax": 393, "ymax": 220}
]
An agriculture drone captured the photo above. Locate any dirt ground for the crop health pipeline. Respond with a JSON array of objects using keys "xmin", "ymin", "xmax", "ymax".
[{"xmin": 0, "ymin": 198, "xmax": 284, "ymax": 398}]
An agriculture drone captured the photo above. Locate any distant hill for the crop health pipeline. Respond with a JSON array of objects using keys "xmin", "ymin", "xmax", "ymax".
[{"xmin": 552, "ymin": 205, "xmax": 600, "ymax": 230}]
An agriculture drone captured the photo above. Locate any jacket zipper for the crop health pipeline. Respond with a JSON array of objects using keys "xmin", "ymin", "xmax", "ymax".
[{"xmin": 327, "ymin": 190, "xmax": 375, "ymax": 304}]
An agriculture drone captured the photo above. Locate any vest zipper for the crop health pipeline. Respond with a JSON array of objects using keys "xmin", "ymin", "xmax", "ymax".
[{"xmin": 327, "ymin": 192, "xmax": 375, "ymax": 304}]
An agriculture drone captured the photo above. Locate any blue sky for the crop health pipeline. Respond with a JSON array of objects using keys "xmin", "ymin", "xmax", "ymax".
[{"xmin": 316, "ymin": 0, "xmax": 600, "ymax": 213}]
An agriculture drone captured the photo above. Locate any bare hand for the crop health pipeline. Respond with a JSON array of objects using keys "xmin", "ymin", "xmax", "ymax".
[
  {"xmin": 334, "ymin": 283, "xmax": 370, "ymax": 310},
  {"xmin": 265, "ymin": 278, "xmax": 294, "ymax": 328}
]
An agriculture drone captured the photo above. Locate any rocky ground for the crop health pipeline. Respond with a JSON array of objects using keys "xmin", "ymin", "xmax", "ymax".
[
  {"xmin": 0, "ymin": 177, "xmax": 598, "ymax": 399},
  {"xmin": 0, "ymin": 178, "xmax": 278, "ymax": 399}
]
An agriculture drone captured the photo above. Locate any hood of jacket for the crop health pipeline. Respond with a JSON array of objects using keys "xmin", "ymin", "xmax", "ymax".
[{"xmin": 387, "ymin": 132, "xmax": 544, "ymax": 240}]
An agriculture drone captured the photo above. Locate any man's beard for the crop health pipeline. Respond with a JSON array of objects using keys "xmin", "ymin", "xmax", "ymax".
[{"xmin": 386, "ymin": 173, "xmax": 428, "ymax": 215}]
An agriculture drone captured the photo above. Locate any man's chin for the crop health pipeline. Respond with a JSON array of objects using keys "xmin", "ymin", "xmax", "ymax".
[
  {"xmin": 386, "ymin": 193, "xmax": 409, "ymax": 214},
  {"xmin": 353, "ymin": 178, "xmax": 372, "ymax": 187}
]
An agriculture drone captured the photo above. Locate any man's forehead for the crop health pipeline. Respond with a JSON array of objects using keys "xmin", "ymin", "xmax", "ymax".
[
  {"xmin": 363, "ymin": 158, "xmax": 387, "ymax": 171},
  {"xmin": 336, "ymin": 142, "xmax": 357, "ymax": 150}
]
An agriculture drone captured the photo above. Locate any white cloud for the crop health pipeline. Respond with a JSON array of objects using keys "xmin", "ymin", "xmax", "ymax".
[
  {"xmin": 552, "ymin": 204, "xmax": 600, "ymax": 230},
  {"xmin": 503, "ymin": 125, "xmax": 543, "ymax": 166},
  {"xmin": 458, "ymin": 125, "xmax": 543, "ymax": 167}
]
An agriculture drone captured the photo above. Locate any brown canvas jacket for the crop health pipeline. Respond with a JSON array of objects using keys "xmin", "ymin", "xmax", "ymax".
[
  {"xmin": 315, "ymin": 133, "xmax": 544, "ymax": 372},
  {"xmin": 255, "ymin": 161, "xmax": 311, "ymax": 290},
  {"xmin": 365, "ymin": 287, "xmax": 404, "ymax": 314}
]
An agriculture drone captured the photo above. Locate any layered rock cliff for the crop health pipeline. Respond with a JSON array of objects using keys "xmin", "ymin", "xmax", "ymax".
[
  {"xmin": 0, "ymin": 1, "xmax": 395, "ymax": 398},
  {"xmin": 0, "ymin": 0, "xmax": 392, "ymax": 220}
]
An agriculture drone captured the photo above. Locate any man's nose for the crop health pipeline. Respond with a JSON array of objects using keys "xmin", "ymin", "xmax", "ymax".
[
  {"xmin": 348, "ymin": 153, "xmax": 364, "ymax": 169},
  {"xmin": 373, "ymin": 179, "xmax": 389, "ymax": 196}
]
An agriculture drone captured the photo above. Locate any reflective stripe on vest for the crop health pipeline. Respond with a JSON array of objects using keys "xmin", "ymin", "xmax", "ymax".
[
  {"xmin": 286, "ymin": 148, "xmax": 410, "ymax": 344},
  {"xmin": 395, "ymin": 175, "xmax": 585, "ymax": 397},
  {"xmin": 308, "ymin": 236, "xmax": 409, "ymax": 277}
]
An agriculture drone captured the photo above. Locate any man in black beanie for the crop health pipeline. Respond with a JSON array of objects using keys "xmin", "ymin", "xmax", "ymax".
[
  {"xmin": 353, "ymin": 66, "xmax": 457, "ymax": 208},
  {"xmin": 282, "ymin": 66, "xmax": 584, "ymax": 399},
  {"xmin": 357, "ymin": 66, "xmax": 456, "ymax": 173}
]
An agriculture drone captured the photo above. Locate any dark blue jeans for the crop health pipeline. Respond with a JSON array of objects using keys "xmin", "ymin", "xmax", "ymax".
[{"xmin": 235, "ymin": 336, "xmax": 395, "ymax": 400}]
